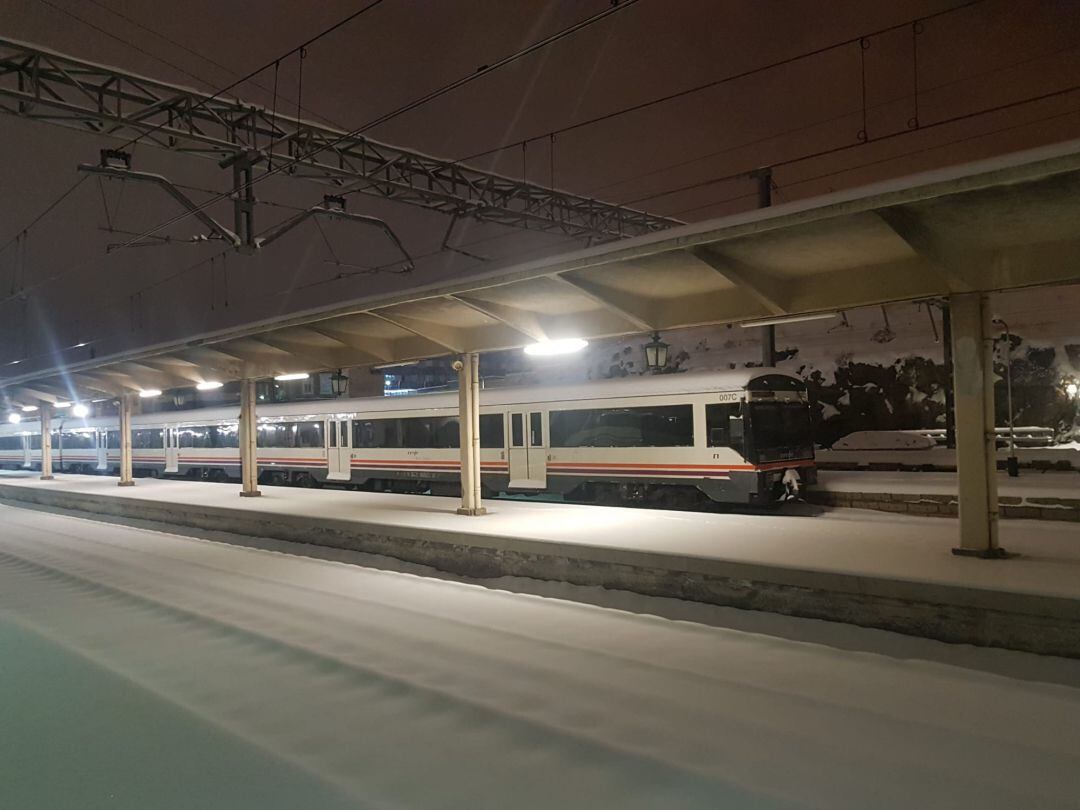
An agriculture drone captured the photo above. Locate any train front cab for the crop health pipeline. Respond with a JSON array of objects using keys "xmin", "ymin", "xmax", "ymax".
[{"xmin": 696, "ymin": 375, "xmax": 816, "ymax": 506}]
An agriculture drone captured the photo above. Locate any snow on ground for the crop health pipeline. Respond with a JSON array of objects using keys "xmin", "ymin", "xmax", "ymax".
[
  {"xmin": 819, "ymin": 469, "xmax": 1080, "ymax": 500},
  {"xmin": 1, "ymin": 503, "xmax": 1080, "ymax": 809},
  {"xmin": 2, "ymin": 472, "xmax": 1080, "ymax": 600}
]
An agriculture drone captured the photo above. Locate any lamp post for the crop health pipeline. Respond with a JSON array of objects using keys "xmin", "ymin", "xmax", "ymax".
[
  {"xmin": 330, "ymin": 369, "xmax": 349, "ymax": 397},
  {"xmin": 992, "ymin": 318, "xmax": 1018, "ymax": 477},
  {"xmin": 643, "ymin": 332, "xmax": 669, "ymax": 373},
  {"xmin": 1067, "ymin": 381, "xmax": 1079, "ymax": 442}
]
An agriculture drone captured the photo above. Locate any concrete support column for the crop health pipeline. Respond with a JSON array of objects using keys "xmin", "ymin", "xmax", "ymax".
[
  {"xmin": 39, "ymin": 402, "xmax": 53, "ymax": 480},
  {"xmin": 950, "ymin": 293, "xmax": 1008, "ymax": 558},
  {"xmin": 117, "ymin": 394, "xmax": 134, "ymax": 487},
  {"xmin": 238, "ymin": 379, "xmax": 261, "ymax": 498},
  {"xmin": 456, "ymin": 353, "xmax": 486, "ymax": 516}
]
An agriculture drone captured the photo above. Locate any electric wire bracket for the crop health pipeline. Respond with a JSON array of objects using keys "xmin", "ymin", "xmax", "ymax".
[{"xmin": 78, "ymin": 151, "xmax": 240, "ymax": 248}]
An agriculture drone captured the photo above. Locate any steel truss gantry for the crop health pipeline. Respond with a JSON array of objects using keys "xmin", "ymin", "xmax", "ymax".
[{"xmin": 0, "ymin": 37, "xmax": 679, "ymax": 240}]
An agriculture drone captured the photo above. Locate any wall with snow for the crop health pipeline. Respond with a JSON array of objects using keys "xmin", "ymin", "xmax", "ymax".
[{"xmin": 481, "ymin": 284, "xmax": 1080, "ymax": 445}]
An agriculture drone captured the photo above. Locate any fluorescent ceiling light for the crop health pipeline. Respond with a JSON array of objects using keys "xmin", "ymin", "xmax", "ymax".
[
  {"xmin": 196, "ymin": 381, "xmax": 224, "ymax": 391},
  {"xmin": 274, "ymin": 373, "xmax": 310, "ymax": 382},
  {"xmin": 54, "ymin": 401, "xmax": 71, "ymax": 409},
  {"xmin": 20, "ymin": 405, "xmax": 38, "ymax": 412},
  {"xmin": 72, "ymin": 403, "xmax": 90, "ymax": 418},
  {"xmin": 740, "ymin": 312, "xmax": 838, "ymax": 329},
  {"xmin": 138, "ymin": 389, "xmax": 163, "ymax": 398},
  {"xmin": 7, "ymin": 413, "xmax": 20, "ymax": 424},
  {"xmin": 524, "ymin": 338, "xmax": 589, "ymax": 357}
]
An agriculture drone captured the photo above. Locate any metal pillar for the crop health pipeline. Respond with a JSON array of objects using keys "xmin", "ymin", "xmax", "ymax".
[
  {"xmin": 950, "ymin": 293, "xmax": 1009, "ymax": 558},
  {"xmin": 238, "ymin": 379, "xmax": 261, "ymax": 497},
  {"xmin": 754, "ymin": 167, "xmax": 776, "ymax": 367},
  {"xmin": 39, "ymin": 402, "xmax": 53, "ymax": 480},
  {"xmin": 456, "ymin": 353, "xmax": 486, "ymax": 516},
  {"xmin": 941, "ymin": 302, "xmax": 956, "ymax": 449},
  {"xmin": 761, "ymin": 325, "xmax": 776, "ymax": 368},
  {"xmin": 117, "ymin": 394, "xmax": 134, "ymax": 486}
]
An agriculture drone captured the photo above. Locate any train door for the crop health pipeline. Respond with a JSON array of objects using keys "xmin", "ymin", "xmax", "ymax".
[
  {"xmin": 164, "ymin": 426, "xmax": 179, "ymax": 473},
  {"xmin": 21, "ymin": 434, "xmax": 31, "ymax": 468},
  {"xmin": 96, "ymin": 429, "xmax": 108, "ymax": 471},
  {"xmin": 327, "ymin": 418, "xmax": 352, "ymax": 482},
  {"xmin": 507, "ymin": 410, "xmax": 547, "ymax": 489}
]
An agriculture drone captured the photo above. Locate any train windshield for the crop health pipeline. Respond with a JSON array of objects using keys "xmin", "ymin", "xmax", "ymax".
[{"xmin": 748, "ymin": 400, "xmax": 813, "ymax": 460}]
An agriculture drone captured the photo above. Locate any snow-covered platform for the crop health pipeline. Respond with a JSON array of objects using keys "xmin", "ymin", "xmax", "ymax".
[
  {"xmin": 1, "ymin": 472, "xmax": 1080, "ymax": 657},
  {"xmin": 815, "ymin": 470, "xmax": 1080, "ymax": 522}
]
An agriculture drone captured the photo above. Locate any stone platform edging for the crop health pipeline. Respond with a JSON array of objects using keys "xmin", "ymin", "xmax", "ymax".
[
  {"xmin": 808, "ymin": 490, "xmax": 1080, "ymax": 522},
  {"xmin": 2, "ymin": 481, "xmax": 1079, "ymax": 659}
]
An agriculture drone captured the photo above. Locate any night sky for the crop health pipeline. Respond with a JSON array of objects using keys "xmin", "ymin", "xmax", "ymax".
[{"xmin": 1, "ymin": 0, "xmax": 1078, "ymax": 373}]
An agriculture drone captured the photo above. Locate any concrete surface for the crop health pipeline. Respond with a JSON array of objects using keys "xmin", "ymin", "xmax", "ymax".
[
  {"xmin": 2, "ymin": 472, "xmax": 1080, "ymax": 656},
  {"xmin": 3, "ymin": 504, "xmax": 1080, "ymax": 808}
]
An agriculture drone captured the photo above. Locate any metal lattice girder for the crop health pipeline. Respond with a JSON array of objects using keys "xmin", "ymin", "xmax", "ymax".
[{"xmin": 0, "ymin": 37, "xmax": 680, "ymax": 240}]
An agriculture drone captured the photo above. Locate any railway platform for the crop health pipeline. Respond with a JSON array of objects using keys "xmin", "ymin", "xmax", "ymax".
[
  {"xmin": 813, "ymin": 470, "xmax": 1080, "ymax": 522},
  {"xmin": 1, "ymin": 471, "xmax": 1080, "ymax": 658}
]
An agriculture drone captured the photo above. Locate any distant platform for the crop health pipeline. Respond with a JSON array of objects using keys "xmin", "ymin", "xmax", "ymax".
[
  {"xmin": 815, "ymin": 470, "xmax": 1080, "ymax": 522},
  {"xmin": 1, "ymin": 471, "xmax": 1079, "ymax": 657}
]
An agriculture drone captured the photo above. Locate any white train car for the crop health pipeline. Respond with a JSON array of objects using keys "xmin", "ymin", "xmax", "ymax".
[{"xmin": 0, "ymin": 369, "xmax": 816, "ymax": 506}]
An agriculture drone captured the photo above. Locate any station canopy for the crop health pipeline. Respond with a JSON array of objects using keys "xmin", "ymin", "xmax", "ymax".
[{"xmin": 5, "ymin": 138, "xmax": 1080, "ymax": 404}]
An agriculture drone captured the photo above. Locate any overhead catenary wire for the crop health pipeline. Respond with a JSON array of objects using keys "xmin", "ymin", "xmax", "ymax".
[
  {"xmin": 82, "ymin": 0, "xmax": 341, "ymax": 128},
  {"xmin": 582, "ymin": 35, "xmax": 1080, "ymax": 199},
  {"xmin": 15, "ymin": 88, "xmax": 1080, "ymax": 370},
  {"xmin": 621, "ymin": 79, "xmax": 1080, "ymax": 209},
  {"xmin": 109, "ymin": 0, "xmax": 645, "ymax": 253},
  {"xmin": 670, "ymin": 100, "xmax": 1080, "ymax": 218},
  {"xmin": 452, "ymin": 0, "xmax": 990, "ymax": 165},
  {"xmin": 0, "ymin": 0, "xmax": 388, "ymax": 263}
]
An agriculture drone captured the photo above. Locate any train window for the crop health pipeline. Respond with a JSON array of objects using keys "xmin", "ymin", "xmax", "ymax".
[
  {"xmin": 258, "ymin": 421, "xmax": 323, "ymax": 449},
  {"xmin": 210, "ymin": 424, "xmax": 240, "ymax": 449},
  {"xmin": 29, "ymin": 434, "xmax": 41, "ymax": 450},
  {"xmin": 549, "ymin": 404, "xmax": 694, "ymax": 448},
  {"xmin": 510, "ymin": 413, "xmax": 524, "ymax": 447},
  {"xmin": 529, "ymin": 412, "xmax": 543, "ymax": 447},
  {"xmin": 352, "ymin": 416, "xmax": 461, "ymax": 449},
  {"xmin": 107, "ymin": 431, "xmax": 121, "ymax": 448},
  {"xmin": 480, "ymin": 414, "xmax": 504, "ymax": 448},
  {"xmin": 353, "ymin": 419, "xmax": 399, "ymax": 449},
  {"xmin": 258, "ymin": 424, "xmax": 286, "ymax": 448},
  {"xmin": 706, "ymin": 403, "xmax": 744, "ymax": 453},
  {"xmin": 133, "ymin": 428, "xmax": 164, "ymax": 449},
  {"xmin": 750, "ymin": 402, "xmax": 812, "ymax": 450},
  {"xmin": 61, "ymin": 431, "xmax": 96, "ymax": 450},
  {"xmin": 295, "ymin": 422, "xmax": 323, "ymax": 449},
  {"xmin": 0, "ymin": 436, "xmax": 21, "ymax": 450},
  {"xmin": 179, "ymin": 427, "xmax": 209, "ymax": 449}
]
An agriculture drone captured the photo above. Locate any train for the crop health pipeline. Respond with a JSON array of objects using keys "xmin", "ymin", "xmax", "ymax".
[{"xmin": 0, "ymin": 369, "xmax": 816, "ymax": 507}]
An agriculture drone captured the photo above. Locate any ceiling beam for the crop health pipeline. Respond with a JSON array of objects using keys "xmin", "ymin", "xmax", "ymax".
[
  {"xmin": 300, "ymin": 323, "xmax": 395, "ymax": 364},
  {"xmin": 367, "ymin": 310, "xmax": 466, "ymax": 353},
  {"xmin": 246, "ymin": 334, "xmax": 358, "ymax": 372},
  {"xmin": 685, "ymin": 247, "xmax": 789, "ymax": 316},
  {"xmin": 8, "ymin": 385, "xmax": 66, "ymax": 405},
  {"xmin": 69, "ymin": 372, "xmax": 125, "ymax": 396},
  {"xmin": 874, "ymin": 207, "xmax": 976, "ymax": 293},
  {"xmin": 446, "ymin": 294, "xmax": 548, "ymax": 343},
  {"xmin": 138, "ymin": 356, "xmax": 214, "ymax": 385},
  {"xmin": 549, "ymin": 273, "xmax": 655, "ymax": 331},
  {"xmin": 111, "ymin": 361, "xmax": 196, "ymax": 391}
]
